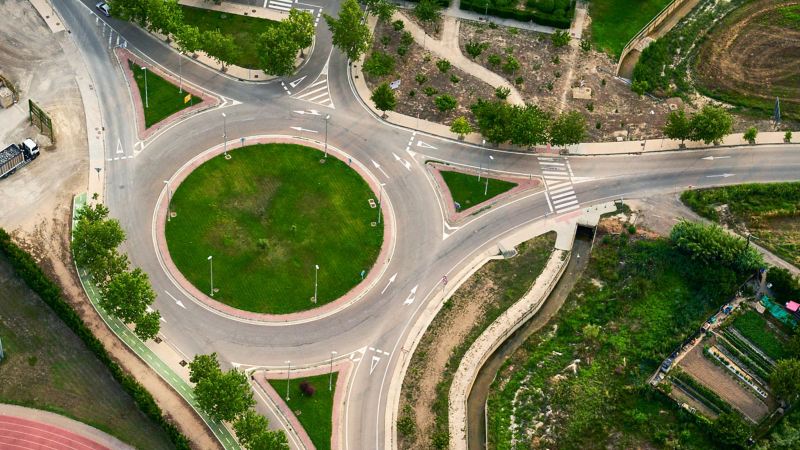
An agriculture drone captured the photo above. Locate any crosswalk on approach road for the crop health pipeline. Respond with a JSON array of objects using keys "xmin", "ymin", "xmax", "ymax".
[{"xmin": 538, "ymin": 156, "xmax": 580, "ymax": 214}]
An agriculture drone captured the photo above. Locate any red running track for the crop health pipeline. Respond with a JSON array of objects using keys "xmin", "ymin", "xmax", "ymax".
[{"xmin": 0, "ymin": 416, "xmax": 109, "ymax": 450}]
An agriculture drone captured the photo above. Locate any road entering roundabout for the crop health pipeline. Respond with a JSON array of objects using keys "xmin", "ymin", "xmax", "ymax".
[{"xmin": 153, "ymin": 136, "xmax": 396, "ymax": 324}]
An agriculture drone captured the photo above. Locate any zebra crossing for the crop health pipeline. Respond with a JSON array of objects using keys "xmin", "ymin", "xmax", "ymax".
[
  {"xmin": 538, "ymin": 156, "xmax": 580, "ymax": 214},
  {"xmin": 263, "ymin": 0, "xmax": 317, "ymax": 16}
]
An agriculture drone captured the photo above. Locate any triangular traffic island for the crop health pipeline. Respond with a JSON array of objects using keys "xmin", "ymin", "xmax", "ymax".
[
  {"xmin": 428, "ymin": 162, "xmax": 544, "ymax": 223},
  {"xmin": 116, "ymin": 49, "xmax": 219, "ymax": 139},
  {"xmin": 256, "ymin": 369, "xmax": 344, "ymax": 450}
]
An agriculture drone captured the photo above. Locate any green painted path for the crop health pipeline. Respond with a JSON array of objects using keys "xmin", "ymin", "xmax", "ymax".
[{"xmin": 71, "ymin": 193, "xmax": 240, "ymax": 450}]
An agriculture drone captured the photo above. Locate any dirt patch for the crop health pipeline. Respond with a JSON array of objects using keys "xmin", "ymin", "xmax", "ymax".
[
  {"xmin": 363, "ymin": 19, "xmax": 495, "ymax": 127},
  {"xmin": 678, "ymin": 344, "xmax": 769, "ymax": 422},
  {"xmin": 693, "ymin": 0, "xmax": 800, "ymax": 121},
  {"xmin": 459, "ymin": 20, "xmax": 674, "ymax": 141}
]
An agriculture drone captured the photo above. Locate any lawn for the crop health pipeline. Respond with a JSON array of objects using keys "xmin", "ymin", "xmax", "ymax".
[
  {"xmin": 732, "ymin": 310, "xmax": 789, "ymax": 361},
  {"xmin": 0, "ymin": 257, "xmax": 174, "ymax": 449},
  {"xmin": 165, "ymin": 144, "xmax": 384, "ymax": 314},
  {"xmin": 128, "ymin": 60, "xmax": 197, "ymax": 128},
  {"xmin": 487, "ymin": 233, "xmax": 747, "ymax": 448},
  {"xmin": 180, "ymin": 5, "xmax": 279, "ymax": 69},
  {"xmin": 681, "ymin": 183, "xmax": 800, "ymax": 266},
  {"xmin": 589, "ymin": 0, "xmax": 673, "ymax": 58},
  {"xmin": 268, "ymin": 373, "xmax": 336, "ymax": 450},
  {"xmin": 439, "ymin": 169, "xmax": 517, "ymax": 210}
]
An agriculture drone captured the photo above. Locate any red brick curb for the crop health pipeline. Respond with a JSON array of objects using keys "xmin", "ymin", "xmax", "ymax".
[
  {"xmin": 155, "ymin": 136, "xmax": 396, "ymax": 324},
  {"xmin": 427, "ymin": 162, "xmax": 544, "ymax": 224},
  {"xmin": 115, "ymin": 48, "xmax": 221, "ymax": 141},
  {"xmin": 254, "ymin": 360, "xmax": 352, "ymax": 450}
]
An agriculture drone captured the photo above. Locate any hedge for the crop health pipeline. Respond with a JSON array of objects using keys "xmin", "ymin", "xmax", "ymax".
[
  {"xmin": 0, "ymin": 228, "xmax": 191, "ymax": 450},
  {"xmin": 460, "ymin": 0, "xmax": 573, "ymax": 28}
]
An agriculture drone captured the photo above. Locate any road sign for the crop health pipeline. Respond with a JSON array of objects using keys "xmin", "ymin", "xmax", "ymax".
[{"xmin": 184, "ymin": 93, "xmax": 191, "ymax": 104}]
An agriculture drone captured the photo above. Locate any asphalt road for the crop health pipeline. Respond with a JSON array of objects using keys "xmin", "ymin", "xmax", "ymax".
[{"xmin": 54, "ymin": 0, "xmax": 800, "ymax": 448}]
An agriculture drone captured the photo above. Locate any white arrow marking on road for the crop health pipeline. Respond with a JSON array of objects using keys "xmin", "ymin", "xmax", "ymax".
[
  {"xmin": 381, "ymin": 273, "xmax": 398, "ymax": 294},
  {"xmin": 289, "ymin": 75, "xmax": 307, "ymax": 88},
  {"xmin": 371, "ymin": 160, "xmax": 390, "ymax": 179},
  {"xmin": 392, "ymin": 152, "xmax": 401, "ymax": 161},
  {"xmin": 404, "ymin": 285, "xmax": 419, "ymax": 305},
  {"xmin": 370, "ymin": 355, "xmax": 381, "ymax": 374},
  {"xmin": 293, "ymin": 109, "xmax": 321, "ymax": 115},
  {"xmin": 416, "ymin": 140, "xmax": 437, "ymax": 149},
  {"xmin": 290, "ymin": 126, "xmax": 318, "ymax": 133},
  {"xmin": 701, "ymin": 155, "xmax": 731, "ymax": 161},
  {"xmin": 116, "ymin": 139, "xmax": 124, "ymax": 154},
  {"xmin": 392, "ymin": 152, "xmax": 412, "ymax": 171},
  {"xmin": 706, "ymin": 173, "xmax": 736, "ymax": 178},
  {"xmin": 164, "ymin": 290, "xmax": 186, "ymax": 309}
]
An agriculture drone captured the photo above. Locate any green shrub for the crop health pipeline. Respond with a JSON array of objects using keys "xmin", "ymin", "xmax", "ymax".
[
  {"xmin": 397, "ymin": 45, "xmax": 408, "ymax": 56},
  {"xmin": 436, "ymin": 59, "xmax": 451, "ymax": 72},
  {"xmin": 744, "ymin": 127, "xmax": 758, "ymax": 143},
  {"xmin": 400, "ymin": 31, "xmax": 414, "ymax": 46},
  {"xmin": 415, "ymin": 73, "xmax": 428, "ymax": 85},
  {"xmin": 363, "ymin": 51, "xmax": 396, "ymax": 77},
  {"xmin": 495, "ymin": 86, "xmax": 511, "ymax": 99},
  {"xmin": 424, "ymin": 86, "xmax": 438, "ymax": 96},
  {"xmin": 487, "ymin": 54, "xmax": 501, "ymax": 67},
  {"xmin": 515, "ymin": 76, "xmax": 524, "ymax": 85},
  {"xmin": 435, "ymin": 94, "xmax": 457, "ymax": 111},
  {"xmin": 465, "ymin": 40, "xmax": 488, "ymax": 58},
  {"xmin": 380, "ymin": 35, "xmax": 391, "ymax": 47},
  {"xmin": 392, "ymin": 19, "xmax": 405, "ymax": 31},
  {"xmin": 502, "ymin": 56, "xmax": 520, "ymax": 74},
  {"xmin": 450, "ymin": 74, "xmax": 460, "ymax": 83}
]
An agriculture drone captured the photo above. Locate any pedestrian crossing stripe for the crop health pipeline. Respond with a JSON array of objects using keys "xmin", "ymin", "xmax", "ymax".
[{"xmin": 292, "ymin": 54, "xmax": 334, "ymax": 109}]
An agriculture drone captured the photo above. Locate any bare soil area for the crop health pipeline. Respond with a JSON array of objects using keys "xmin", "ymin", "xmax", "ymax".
[
  {"xmin": 693, "ymin": 0, "xmax": 800, "ymax": 121},
  {"xmin": 678, "ymin": 344, "xmax": 769, "ymax": 422},
  {"xmin": 459, "ymin": 20, "xmax": 675, "ymax": 141},
  {"xmin": 363, "ymin": 19, "xmax": 495, "ymax": 127}
]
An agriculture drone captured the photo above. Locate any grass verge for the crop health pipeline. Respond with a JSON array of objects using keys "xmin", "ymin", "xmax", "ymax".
[
  {"xmin": 180, "ymin": 5, "xmax": 278, "ymax": 69},
  {"xmin": 589, "ymin": 0, "xmax": 673, "ymax": 58},
  {"xmin": 439, "ymin": 169, "xmax": 517, "ymax": 210},
  {"xmin": 487, "ymin": 232, "xmax": 747, "ymax": 448},
  {"xmin": 398, "ymin": 232, "xmax": 556, "ymax": 448},
  {"xmin": 681, "ymin": 183, "xmax": 800, "ymax": 266},
  {"xmin": 0, "ymin": 256, "xmax": 174, "ymax": 449},
  {"xmin": 128, "ymin": 60, "xmax": 197, "ymax": 128},
  {"xmin": 268, "ymin": 373, "xmax": 336, "ymax": 450},
  {"xmin": 165, "ymin": 144, "xmax": 384, "ymax": 314}
]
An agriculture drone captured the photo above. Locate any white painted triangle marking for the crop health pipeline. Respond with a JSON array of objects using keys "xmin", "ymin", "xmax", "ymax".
[
  {"xmin": 176, "ymin": 300, "xmax": 186, "ymax": 309},
  {"xmin": 370, "ymin": 355, "xmax": 381, "ymax": 374},
  {"xmin": 416, "ymin": 140, "xmax": 437, "ymax": 149},
  {"xmin": 116, "ymin": 139, "xmax": 124, "ymax": 154}
]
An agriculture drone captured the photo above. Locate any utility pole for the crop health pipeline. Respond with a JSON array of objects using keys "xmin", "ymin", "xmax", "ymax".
[
  {"xmin": 324, "ymin": 114, "xmax": 331, "ymax": 158},
  {"xmin": 142, "ymin": 66, "xmax": 149, "ymax": 109},
  {"xmin": 207, "ymin": 255, "xmax": 214, "ymax": 297},
  {"xmin": 163, "ymin": 180, "xmax": 172, "ymax": 222},
  {"xmin": 285, "ymin": 360, "xmax": 292, "ymax": 401},
  {"xmin": 329, "ymin": 351, "xmax": 337, "ymax": 391}
]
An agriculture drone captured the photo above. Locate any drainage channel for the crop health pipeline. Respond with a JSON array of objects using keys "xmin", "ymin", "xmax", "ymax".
[{"xmin": 466, "ymin": 226, "xmax": 595, "ymax": 449}]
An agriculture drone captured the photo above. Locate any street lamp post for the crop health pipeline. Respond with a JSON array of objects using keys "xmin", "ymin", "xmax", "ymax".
[
  {"xmin": 222, "ymin": 113, "xmax": 228, "ymax": 157},
  {"xmin": 329, "ymin": 351, "xmax": 337, "ymax": 391},
  {"xmin": 163, "ymin": 180, "xmax": 171, "ymax": 222},
  {"xmin": 285, "ymin": 360, "xmax": 291, "ymax": 401},
  {"xmin": 324, "ymin": 114, "xmax": 330, "ymax": 158},
  {"xmin": 377, "ymin": 184, "xmax": 383, "ymax": 225},
  {"xmin": 314, "ymin": 264, "xmax": 319, "ymax": 304},
  {"xmin": 207, "ymin": 255, "xmax": 214, "ymax": 297},
  {"xmin": 178, "ymin": 52, "xmax": 183, "ymax": 94},
  {"xmin": 142, "ymin": 66, "xmax": 149, "ymax": 109},
  {"xmin": 484, "ymin": 154, "xmax": 493, "ymax": 196}
]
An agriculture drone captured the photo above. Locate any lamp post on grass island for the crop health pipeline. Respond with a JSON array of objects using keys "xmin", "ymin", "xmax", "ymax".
[
  {"xmin": 163, "ymin": 180, "xmax": 172, "ymax": 222},
  {"xmin": 142, "ymin": 66, "xmax": 149, "ymax": 109},
  {"xmin": 178, "ymin": 51, "xmax": 183, "ymax": 94},
  {"xmin": 314, "ymin": 264, "xmax": 320, "ymax": 304},
  {"xmin": 222, "ymin": 112, "xmax": 228, "ymax": 158},
  {"xmin": 285, "ymin": 360, "xmax": 292, "ymax": 401},
  {"xmin": 329, "ymin": 350, "xmax": 337, "ymax": 391},
  {"xmin": 207, "ymin": 255, "xmax": 214, "ymax": 297},
  {"xmin": 484, "ymin": 155, "xmax": 494, "ymax": 196},
  {"xmin": 324, "ymin": 114, "xmax": 331, "ymax": 158}
]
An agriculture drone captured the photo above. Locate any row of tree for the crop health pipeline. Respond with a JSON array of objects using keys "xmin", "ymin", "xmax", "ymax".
[
  {"xmin": 189, "ymin": 353, "xmax": 288, "ymax": 449},
  {"xmin": 670, "ymin": 220, "xmax": 763, "ymax": 274},
  {"xmin": 71, "ymin": 204, "xmax": 161, "ymax": 340},
  {"xmin": 662, "ymin": 105, "xmax": 733, "ymax": 145}
]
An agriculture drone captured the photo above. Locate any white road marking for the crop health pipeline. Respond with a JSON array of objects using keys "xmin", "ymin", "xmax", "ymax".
[
  {"xmin": 556, "ymin": 204, "xmax": 580, "ymax": 213},
  {"xmin": 369, "ymin": 355, "xmax": 381, "ymax": 374},
  {"xmin": 701, "ymin": 155, "xmax": 731, "ymax": 161},
  {"xmin": 554, "ymin": 199, "xmax": 579, "ymax": 208},
  {"xmin": 416, "ymin": 140, "xmax": 437, "ymax": 149},
  {"xmin": 553, "ymin": 195, "xmax": 577, "ymax": 205},
  {"xmin": 706, "ymin": 173, "xmax": 736, "ymax": 178},
  {"xmin": 403, "ymin": 284, "xmax": 418, "ymax": 305},
  {"xmin": 550, "ymin": 190, "xmax": 575, "ymax": 200},
  {"xmin": 380, "ymin": 273, "xmax": 398, "ymax": 294},
  {"xmin": 290, "ymin": 126, "xmax": 318, "ymax": 133}
]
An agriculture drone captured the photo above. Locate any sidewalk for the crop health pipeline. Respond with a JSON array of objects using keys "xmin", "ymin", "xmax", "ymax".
[
  {"xmin": 0, "ymin": 404, "xmax": 134, "ymax": 450},
  {"xmin": 72, "ymin": 194, "xmax": 240, "ymax": 450},
  {"xmin": 572, "ymin": 131, "xmax": 796, "ymax": 155},
  {"xmin": 399, "ymin": 0, "xmax": 558, "ymax": 34}
]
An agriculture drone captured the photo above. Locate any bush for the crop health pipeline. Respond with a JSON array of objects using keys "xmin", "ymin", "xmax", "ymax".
[
  {"xmin": 580, "ymin": 39, "xmax": 590, "ymax": 52},
  {"xmin": 495, "ymin": 86, "xmax": 510, "ymax": 100},
  {"xmin": 551, "ymin": 29, "xmax": 570, "ymax": 47},
  {"xmin": 436, "ymin": 59, "xmax": 451, "ymax": 73},
  {"xmin": 415, "ymin": 73, "xmax": 428, "ymax": 85},
  {"xmin": 392, "ymin": 19, "xmax": 405, "ymax": 31},
  {"xmin": 767, "ymin": 267, "xmax": 800, "ymax": 302},
  {"xmin": 450, "ymin": 74, "xmax": 460, "ymax": 83},
  {"xmin": 502, "ymin": 56, "xmax": 520, "ymax": 74},
  {"xmin": 487, "ymin": 54, "xmax": 501, "ymax": 67},
  {"xmin": 465, "ymin": 40, "xmax": 488, "ymax": 58},
  {"xmin": 397, "ymin": 45, "xmax": 408, "ymax": 56},
  {"xmin": 435, "ymin": 94, "xmax": 457, "ymax": 112},
  {"xmin": 0, "ymin": 228, "xmax": 191, "ymax": 450},
  {"xmin": 363, "ymin": 51, "xmax": 396, "ymax": 77},
  {"xmin": 670, "ymin": 220, "xmax": 763, "ymax": 274},
  {"xmin": 424, "ymin": 86, "xmax": 438, "ymax": 96},
  {"xmin": 515, "ymin": 76, "xmax": 524, "ymax": 85},
  {"xmin": 786, "ymin": 131, "xmax": 793, "ymax": 142},
  {"xmin": 586, "ymin": 102, "xmax": 593, "ymax": 112},
  {"xmin": 380, "ymin": 35, "xmax": 391, "ymax": 47},
  {"xmin": 299, "ymin": 380, "xmax": 316, "ymax": 397},
  {"xmin": 400, "ymin": 31, "xmax": 414, "ymax": 46},
  {"xmin": 744, "ymin": 127, "xmax": 758, "ymax": 143},
  {"xmin": 460, "ymin": 0, "xmax": 572, "ymax": 28}
]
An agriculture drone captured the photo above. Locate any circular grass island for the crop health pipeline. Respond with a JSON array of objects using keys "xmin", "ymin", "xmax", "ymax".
[{"xmin": 165, "ymin": 143, "xmax": 384, "ymax": 314}]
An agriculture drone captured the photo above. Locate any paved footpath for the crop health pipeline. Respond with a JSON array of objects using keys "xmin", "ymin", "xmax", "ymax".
[
  {"xmin": 573, "ymin": 131, "xmax": 796, "ymax": 155},
  {"xmin": 0, "ymin": 404, "xmax": 134, "ymax": 450}
]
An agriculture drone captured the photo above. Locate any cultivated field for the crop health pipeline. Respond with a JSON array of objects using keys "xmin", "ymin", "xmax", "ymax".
[{"xmin": 693, "ymin": 0, "xmax": 800, "ymax": 120}]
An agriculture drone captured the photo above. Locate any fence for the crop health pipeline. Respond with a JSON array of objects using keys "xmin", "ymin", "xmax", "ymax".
[
  {"xmin": 29, "ymin": 100, "xmax": 55, "ymax": 144},
  {"xmin": 0, "ymin": 73, "xmax": 19, "ymax": 103}
]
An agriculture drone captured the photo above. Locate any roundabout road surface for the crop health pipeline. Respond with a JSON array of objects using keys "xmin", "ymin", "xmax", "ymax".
[{"xmin": 55, "ymin": 0, "xmax": 800, "ymax": 448}]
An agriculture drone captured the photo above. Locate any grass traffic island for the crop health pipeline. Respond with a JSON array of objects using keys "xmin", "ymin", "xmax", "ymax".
[
  {"xmin": 268, "ymin": 373, "xmax": 336, "ymax": 450},
  {"xmin": 681, "ymin": 182, "xmax": 800, "ymax": 266},
  {"xmin": 165, "ymin": 144, "xmax": 384, "ymax": 314},
  {"xmin": 439, "ymin": 169, "xmax": 518, "ymax": 211},
  {"xmin": 180, "ymin": 5, "xmax": 279, "ymax": 69},
  {"xmin": 589, "ymin": 0, "xmax": 673, "ymax": 57},
  {"xmin": 128, "ymin": 60, "xmax": 198, "ymax": 128},
  {"xmin": 0, "ymin": 257, "xmax": 175, "ymax": 449}
]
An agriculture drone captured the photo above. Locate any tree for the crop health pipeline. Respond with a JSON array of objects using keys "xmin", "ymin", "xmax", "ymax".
[
  {"xmin": 324, "ymin": 0, "xmax": 371, "ymax": 61},
  {"xmin": 364, "ymin": 0, "xmax": 396, "ymax": 22},
  {"xmin": 371, "ymin": 83, "xmax": 396, "ymax": 117},
  {"xmin": 134, "ymin": 310, "xmax": 161, "ymax": 341},
  {"xmin": 147, "ymin": 0, "xmax": 183, "ymax": 38},
  {"xmin": 510, "ymin": 104, "xmax": 551, "ymax": 148},
  {"xmin": 771, "ymin": 359, "xmax": 800, "ymax": 401},
  {"xmin": 663, "ymin": 109, "xmax": 692, "ymax": 144},
  {"xmin": 711, "ymin": 412, "xmax": 751, "ymax": 448},
  {"xmin": 450, "ymin": 116, "xmax": 472, "ymax": 139},
  {"xmin": 189, "ymin": 353, "xmax": 221, "ymax": 383},
  {"xmin": 72, "ymin": 204, "xmax": 127, "ymax": 284},
  {"xmin": 744, "ymin": 126, "xmax": 758, "ymax": 144},
  {"xmin": 201, "ymin": 30, "xmax": 239, "ymax": 70},
  {"xmin": 249, "ymin": 430, "xmax": 289, "ymax": 450},
  {"xmin": 690, "ymin": 105, "xmax": 733, "ymax": 145},
  {"xmin": 285, "ymin": 9, "xmax": 314, "ymax": 56},
  {"xmin": 258, "ymin": 26, "xmax": 300, "ymax": 76},
  {"xmin": 176, "ymin": 24, "xmax": 202, "ymax": 54},
  {"xmin": 670, "ymin": 220, "xmax": 763, "ymax": 273},
  {"xmin": 465, "ymin": 41, "xmax": 488, "ymax": 59},
  {"xmin": 100, "ymin": 267, "xmax": 160, "ymax": 340},
  {"xmin": 767, "ymin": 268, "xmax": 800, "ymax": 302},
  {"xmin": 551, "ymin": 29, "xmax": 571, "ymax": 48},
  {"xmin": 549, "ymin": 111, "xmax": 587, "ymax": 147},
  {"xmin": 112, "ymin": 0, "xmax": 151, "ymax": 26},
  {"xmin": 471, "ymin": 99, "xmax": 513, "ymax": 145},
  {"xmin": 414, "ymin": 0, "xmax": 441, "ymax": 24},
  {"xmin": 435, "ymin": 94, "xmax": 457, "ymax": 112},
  {"xmin": 194, "ymin": 366, "xmax": 255, "ymax": 422},
  {"xmin": 234, "ymin": 410, "xmax": 271, "ymax": 448},
  {"xmin": 362, "ymin": 51, "xmax": 396, "ymax": 77}
]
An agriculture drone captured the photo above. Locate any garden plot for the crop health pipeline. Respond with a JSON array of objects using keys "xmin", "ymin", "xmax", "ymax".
[{"xmin": 458, "ymin": 20, "xmax": 674, "ymax": 141}]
